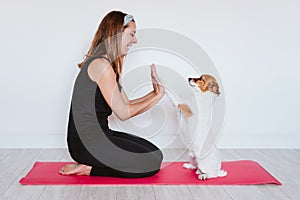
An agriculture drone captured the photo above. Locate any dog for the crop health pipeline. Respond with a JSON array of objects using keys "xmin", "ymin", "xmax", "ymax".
[{"xmin": 177, "ymin": 74, "xmax": 227, "ymax": 180}]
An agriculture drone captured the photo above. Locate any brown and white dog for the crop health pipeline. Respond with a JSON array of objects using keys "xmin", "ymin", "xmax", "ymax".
[{"xmin": 177, "ymin": 74, "xmax": 227, "ymax": 180}]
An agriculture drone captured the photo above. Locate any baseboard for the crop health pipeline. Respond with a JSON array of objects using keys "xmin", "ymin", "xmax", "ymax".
[{"xmin": 0, "ymin": 134, "xmax": 299, "ymax": 149}]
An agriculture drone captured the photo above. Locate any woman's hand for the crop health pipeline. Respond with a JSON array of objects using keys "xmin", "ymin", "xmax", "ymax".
[{"xmin": 150, "ymin": 64, "xmax": 165, "ymax": 97}]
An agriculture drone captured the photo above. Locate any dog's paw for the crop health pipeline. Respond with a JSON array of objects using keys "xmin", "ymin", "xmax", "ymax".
[
  {"xmin": 198, "ymin": 173, "xmax": 208, "ymax": 180},
  {"xmin": 183, "ymin": 163, "xmax": 197, "ymax": 169},
  {"xmin": 178, "ymin": 104, "xmax": 192, "ymax": 118},
  {"xmin": 217, "ymin": 170, "xmax": 227, "ymax": 177},
  {"xmin": 196, "ymin": 169, "xmax": 208, "ymax": 180}
]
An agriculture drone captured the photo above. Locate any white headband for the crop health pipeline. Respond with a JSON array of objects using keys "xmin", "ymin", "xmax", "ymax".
[{"xmin": 124, "ymin": 14, "xmax": 134, "ymax": 26}]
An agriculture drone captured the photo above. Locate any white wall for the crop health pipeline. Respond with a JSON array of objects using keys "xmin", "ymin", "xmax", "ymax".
[{"xmin": 0, "ymin": 0, "xmax": 299, "ymax": 148}]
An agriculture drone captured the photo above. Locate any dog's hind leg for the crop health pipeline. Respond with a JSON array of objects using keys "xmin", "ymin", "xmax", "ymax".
[
  {"xmin": 183, "ymin": 163, "xmax": 197, "ymax": 169},
  {"xmin": 217, "ymin": 170, "xmax": 227, "ymax": 177},
  {"xmin": 183, "ymin": 152, "xmax": 197, "ymax": 169}
]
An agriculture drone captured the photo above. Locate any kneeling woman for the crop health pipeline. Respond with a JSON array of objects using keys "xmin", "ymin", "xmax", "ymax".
[{"xmin": 59, "ymin": 11, "xmax": 164, "ymax": 177}]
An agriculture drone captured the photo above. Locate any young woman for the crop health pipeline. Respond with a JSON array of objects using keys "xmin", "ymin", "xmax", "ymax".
[{"xmin": 59, "ymin": 11, "xmax": 165, "ymax": 178}]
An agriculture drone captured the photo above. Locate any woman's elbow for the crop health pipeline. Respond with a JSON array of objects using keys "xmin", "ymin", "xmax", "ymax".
[
  {"xmin": 115, "ymin": 112, "xmax": 131, "ymax": 121},
  {"xmin": 112, "ymin": 105, "xmax": 135, "ymax": 121}
]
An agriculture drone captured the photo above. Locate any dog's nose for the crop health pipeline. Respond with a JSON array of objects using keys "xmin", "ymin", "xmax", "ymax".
[{"xmin": 188, "ymin": 78, "xmax": 192, "ymax": 82}]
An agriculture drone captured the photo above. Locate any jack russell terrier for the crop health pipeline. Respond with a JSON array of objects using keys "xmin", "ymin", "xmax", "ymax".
[{"xmin": 170, "ymin": 74, "xmax": 227, "ymax": 180}]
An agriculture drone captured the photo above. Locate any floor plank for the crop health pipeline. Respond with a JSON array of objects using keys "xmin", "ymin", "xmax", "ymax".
[
  {"xmin": 39, "ymin": 186, "xmax": 82, "ymax": 200},
  {"xmin": 280, "ymin": 182, "xmax": 300, "ymax": 200},
  {"xmin": 258, "ymin": 184, "xmax": 295, "ymax": 200},
  {"xmin": 220, "ymin": 149, "xmax": 240, "ymax": 161},
  {"xmin": 161, "ymin": 148, "xmax": 188, "ymax": 162},
  {"xmin": 117, "ymin": 186, "xmax": 156, "ymax": 200},
  {"xmin": 224, "ymin": 185, "xmax": 269, "ymax": 200},
  {"xmin": 189, "ymin": 185, "xmax": 233, "ymax": 200},
  {"xmin": 60, "ymin": 149, "xmax": 74, "ymax": 162},
  {"xmin": 0, "ymin": 149, "xmax": 39, "ymax": 198},
  {"xmin": 153, "ymin": 185, "xmax": 194, "ymax": 200},
  {"xmin": 2, "ymin": 149, "xmax": 65, "ymax": 200},
  {"xmin": 77, "ymin": 186, "xmax": 117, "ymax": 200}
]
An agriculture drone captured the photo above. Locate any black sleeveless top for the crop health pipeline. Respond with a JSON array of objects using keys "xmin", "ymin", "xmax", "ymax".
[{"xmin": 68, "ymin": 56, "xmax": 122, "ymax": 134}]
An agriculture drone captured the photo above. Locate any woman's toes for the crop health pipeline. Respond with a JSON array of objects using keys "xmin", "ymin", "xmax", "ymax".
[
  {"xmin": 58, "ymin": 163, "xmax": 91, "ymax": 176},
  {"xmin": 58, "ymin": 164, "xmax": 78, "ymax": 175}
]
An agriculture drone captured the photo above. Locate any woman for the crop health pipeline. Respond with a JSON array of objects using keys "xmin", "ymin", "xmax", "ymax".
[{"xmin": 59, "ymin": 11, "xmax": 164, "ymax": 178}]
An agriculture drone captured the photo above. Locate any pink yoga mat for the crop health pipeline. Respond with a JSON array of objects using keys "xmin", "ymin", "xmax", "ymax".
[{"xmin": 19, "ymin": 160, "xmax": 281, "ymax": 185}]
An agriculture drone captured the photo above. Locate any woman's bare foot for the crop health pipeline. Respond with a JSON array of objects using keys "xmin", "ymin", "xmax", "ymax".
[{"xmin": 59, "ymin": 163, "xmax": 92, "ymax": 176}]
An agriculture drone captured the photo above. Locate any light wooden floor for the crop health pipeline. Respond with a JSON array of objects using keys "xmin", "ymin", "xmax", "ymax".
[{"xmin": 0, "ymin": 149, "xmax": 299, "ymax": 200}]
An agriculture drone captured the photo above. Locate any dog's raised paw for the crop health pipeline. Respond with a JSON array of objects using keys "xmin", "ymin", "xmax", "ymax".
[
  {"xmin": 183, "ymin": 163, "xmax": 197, "ymax": 169},
  {"xmin": 178, "ymin": 104, "xmax": 192, "ymax": 118}
]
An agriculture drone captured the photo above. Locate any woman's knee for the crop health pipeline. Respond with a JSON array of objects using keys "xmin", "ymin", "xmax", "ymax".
[
  {"xmin": 156, "ymin": 148, "xmax": 164, "ymax": 162},
  {"xmin": 149, "ymin": 149, "xmax": 164, "ymax": 167}
]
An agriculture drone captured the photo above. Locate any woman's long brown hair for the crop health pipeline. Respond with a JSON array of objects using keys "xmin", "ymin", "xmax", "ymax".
[{"xmin": 78, "ymin": 11, "xmax": 134, "ymax": 81}]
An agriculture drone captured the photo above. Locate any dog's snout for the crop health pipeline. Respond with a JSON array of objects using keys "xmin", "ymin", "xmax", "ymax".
[{"xmin": 188, "ymin": 77, "xmax": 197, "ymax": 87}]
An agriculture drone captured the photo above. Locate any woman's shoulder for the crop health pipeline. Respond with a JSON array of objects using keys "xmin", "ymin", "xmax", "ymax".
[
  {"xmin": 89, "ymin": 56, "xmax": 110, "ymax": 66},
  {"xmin": 87, "ymin": 57, "xmax": 115, "ymax": 82}
]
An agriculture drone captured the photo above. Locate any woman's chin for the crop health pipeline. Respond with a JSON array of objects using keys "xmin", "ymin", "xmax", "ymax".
[{"xmin": 122, "ymin": 49, "xmax": 129, "ymax": 56}]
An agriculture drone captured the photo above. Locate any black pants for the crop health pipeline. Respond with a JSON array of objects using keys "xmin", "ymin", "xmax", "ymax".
[{"xmin": 67, "ymin": 128, "xmax": 164, "ymax": 178}]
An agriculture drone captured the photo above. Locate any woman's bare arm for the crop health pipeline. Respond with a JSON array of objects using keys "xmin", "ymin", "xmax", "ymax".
[
  {"xmin": 120, "ymin": 88, "xmax": 157, "ymax": 105},
  {"xmin": 88, "ymin": 59, "xmax": 164, "ymax": 121}
]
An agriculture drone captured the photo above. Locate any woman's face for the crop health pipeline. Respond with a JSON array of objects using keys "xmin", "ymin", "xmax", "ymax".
[{"xmin": 121, "ymin": 21, "xmax": 137, "ymax": 55}]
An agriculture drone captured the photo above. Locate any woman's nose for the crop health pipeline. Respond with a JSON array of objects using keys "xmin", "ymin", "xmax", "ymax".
[{"xmin": 133, "ymin": 36, "xmax": 138, "ymax": 44}]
